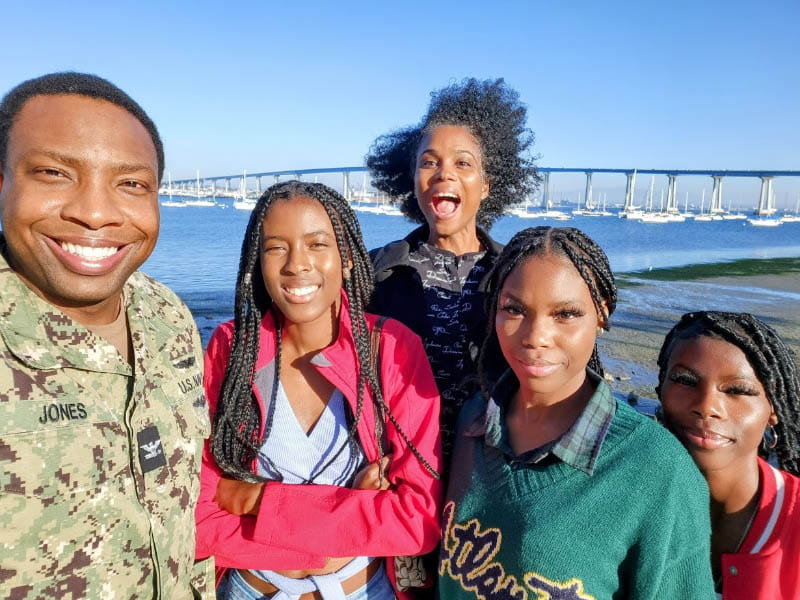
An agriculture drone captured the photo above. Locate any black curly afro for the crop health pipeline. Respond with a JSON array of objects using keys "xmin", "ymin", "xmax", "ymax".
[{"xmin": 365, "ymin": 78, "xmax": 538, "ymax": 229}]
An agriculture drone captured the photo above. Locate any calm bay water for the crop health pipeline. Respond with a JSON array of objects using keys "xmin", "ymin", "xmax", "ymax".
[{"xmin": 145, "ymin": 201, "xmax": 800, "ymax": 344}]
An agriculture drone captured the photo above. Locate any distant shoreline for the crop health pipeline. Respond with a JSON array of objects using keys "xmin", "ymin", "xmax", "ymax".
[
  {"xmin": 617, "ymin": 256, "xmax": 800, "ymax": 290},
  {"xmin": 602, "ymin": 256, "xmax": 800, "ymax": 403}
]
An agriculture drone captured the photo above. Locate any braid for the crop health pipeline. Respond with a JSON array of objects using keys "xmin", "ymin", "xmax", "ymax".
[
  {"xmin": 211, "ymin": 180, "xmax": 439, "ymax": 482},
  {"xmin": 317, "ymin": 186, "xmax": 439, "ymax": 479},
  {"xmin": 478, "ymin": 226, "xmax": 616, "ymax": 397},
  {"xmin": 657, "ymin": 311, "xmax": 800, "ymax": 475},
  {"xmin": 210, "ymin": 192, "xmax": 273, "ymax": 482}
]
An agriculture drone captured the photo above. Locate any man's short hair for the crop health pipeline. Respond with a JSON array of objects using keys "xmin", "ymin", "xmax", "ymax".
[{"xmin": 0, "ymin": 72, "xmax": 164, "ymax": 182}]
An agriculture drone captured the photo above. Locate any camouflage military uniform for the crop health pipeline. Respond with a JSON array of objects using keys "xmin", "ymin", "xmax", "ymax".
[{"xmin": 0, "ymin": 238, "xmax": 213, "ymax": 599}]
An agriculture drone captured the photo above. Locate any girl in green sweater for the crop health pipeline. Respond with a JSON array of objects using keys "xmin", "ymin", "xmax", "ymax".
[{"xmin": 439, "ymin": 226, "xmax": 715, "ymax": 599}]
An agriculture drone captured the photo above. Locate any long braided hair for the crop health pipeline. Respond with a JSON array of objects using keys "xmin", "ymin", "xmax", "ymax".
[
  {"xmin": 656, "ymin": 311, "xmax": 800, "ymax": 475},
  {"xmin": 211, "ymin": 180, "xmax": 439, "ymax": 482},
  {"xmin": 478, "ymin": 226, "xmax": 617, "ymax": 395}
]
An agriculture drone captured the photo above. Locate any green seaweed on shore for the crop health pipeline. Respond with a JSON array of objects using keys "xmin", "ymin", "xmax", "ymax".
[{"xmin": 616, "ymin": 256, "xmax": 800, "ymax": 284}]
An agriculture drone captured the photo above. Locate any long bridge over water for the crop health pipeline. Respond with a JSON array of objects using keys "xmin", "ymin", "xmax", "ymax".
[{"xmin": 164, "ymin": 167, "xmax": 800, "ymax": 216}]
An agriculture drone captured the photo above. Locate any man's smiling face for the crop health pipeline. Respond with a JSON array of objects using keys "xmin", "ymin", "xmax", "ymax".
[{"xmin": 0, "ymin": 93, "xmax": 160, "ymax": 324}]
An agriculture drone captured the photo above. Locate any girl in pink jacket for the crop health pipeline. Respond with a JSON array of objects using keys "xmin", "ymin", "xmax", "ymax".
[
  {"xmin": 657, "ymin": 311, "xmax": 800, "ymax": 599},
  {"xmin": 195, "ymin": 181, "xmax": 443, "ymax": 600}
]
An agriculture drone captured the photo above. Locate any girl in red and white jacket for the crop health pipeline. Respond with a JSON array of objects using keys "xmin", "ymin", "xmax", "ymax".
[
  {"xmin": 657, "ymin": 311, "xmax": 800, "ymax": 599},
  {"xmin": 195, "ymin": 181, "xmax": 442, "ymax": 600}
]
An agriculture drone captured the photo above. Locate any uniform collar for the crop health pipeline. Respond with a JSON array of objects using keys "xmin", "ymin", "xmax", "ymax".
[{"xmin": 465, "ymin": 368, "xmax": 616, "ymax": 475}]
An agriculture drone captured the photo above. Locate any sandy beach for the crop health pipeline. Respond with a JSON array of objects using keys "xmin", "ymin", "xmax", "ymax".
[{"xmin": 599, "ymin": 257, "xmax": 800, "ymax": 408}]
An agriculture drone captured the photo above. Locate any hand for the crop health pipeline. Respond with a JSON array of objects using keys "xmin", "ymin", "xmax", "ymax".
[
  {"xmin": 352, "ymin": 455, "xmax": 392, "ymax": 490},
  {"xmin": 215, "ymin": 477, "xmax": 266, "ymax": 516}
]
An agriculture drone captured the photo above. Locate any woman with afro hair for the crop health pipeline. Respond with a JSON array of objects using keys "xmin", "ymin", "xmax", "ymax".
[{"xmin": 366, "ymin": 78, "xmax": 538, "ymax": 464}]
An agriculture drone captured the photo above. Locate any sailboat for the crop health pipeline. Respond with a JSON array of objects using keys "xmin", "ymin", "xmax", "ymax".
[
  {"xmin": 598, "ymin": 193, "xmax": 613, "ymax": 216},
  {"xmin": 571, "ymin": 188, "xmax": 594, "ymax": 216},
  {"xmin": 184, "ymin": 170, "xmax": 217, "ymax": 207},
  {"xmin": 578, "ymin": 192, "xmax": 613, "ymax": 217},
  {"xmin": 721, "ymin": 195, "xmax": 746, "ymax": 219},
  {"xmin": 535, "ymin": 191, "xmax": 570, "ymax": 220},
  {"xmin": 161, "ymin": 172, "xmax": 187, "ymax": 207},
  {"xmin": 233, "ymin": 170, "xmax": 257, "ymax": 211},
  {"xmin": 640, "ymin": 213, "xmax": 670, "ymax": 223},
  {"xmin": 748, "ymin": 217, "xmax": 783, "ymax": 227},
  {"xmin": 510, "ymin": 195, "xmax": 537, "ymax": 218},
  {"xmin": 350, "ymin": 174, "xmax": 380, "ymax": 213},
  {"xmin": 721, "ymin": 210, "xmax": 747, "ymax": 220},
  {"xmin": 620, "ymin": 177, "xmax": 649, "ymax": 220},
  {"xmin": 640, "ymin": 189, "xmax": 670, "ymax": 223},
  {"xmin": 693, "ymin": 189, "xmax": 713, "ymax": 222},
  {"xmin": 780, "ymin": 195, "xmax": 800, "ymax": 223},
  {"xmin": 377, "ymin": 201, "xmax": 403, "ymax": 217}
]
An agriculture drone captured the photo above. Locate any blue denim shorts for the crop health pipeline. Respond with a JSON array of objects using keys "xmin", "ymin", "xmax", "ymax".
[{"xmin": 218, "ymin": 562, "xmax": 395, "ymax": 600}]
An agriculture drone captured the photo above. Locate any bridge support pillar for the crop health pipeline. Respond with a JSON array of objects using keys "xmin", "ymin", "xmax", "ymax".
[
  {"xmin": 757, "ymin": 176, "xmax": 775, "ymax": 216},
  {"xmin": 257, "ymin": 177, "xmax": 261, "ymax": 193},
  {"xmin": 584, "ymin": 172, "xmax": 593, "ymax": 210},
  {"xmin": 343, "ymin": 172, "xmax": 350, "ymax": 201},
  {"xmin": 541, "ymin": 172, "xmax": 550, "ymax": 209},
  {"xmin": 623, "ymin": 171, "xmax": 637, "ymax": 212},
  {"xmin": 666, "ymin": 175, "xmax": 678, "ymax": 213},
  {"xmin": 710, "ymin": 176, "xmax": 724, "ymax": 213}
]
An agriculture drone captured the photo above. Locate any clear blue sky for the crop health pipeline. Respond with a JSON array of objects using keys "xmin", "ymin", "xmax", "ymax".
[{"xmin": 2, "ymin": 0, "xmax": 798, "ymax": 205}]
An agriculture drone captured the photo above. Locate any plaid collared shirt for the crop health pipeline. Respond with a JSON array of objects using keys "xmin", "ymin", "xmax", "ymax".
[{"xmin": 464, "ymin": 369, "xmax": 616, "ymax": 475}]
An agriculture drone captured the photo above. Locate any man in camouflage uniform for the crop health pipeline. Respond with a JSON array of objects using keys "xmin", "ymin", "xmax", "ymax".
[{"xmin": 0, "ymin": 73, "xmax": 213, "ymax": 598}]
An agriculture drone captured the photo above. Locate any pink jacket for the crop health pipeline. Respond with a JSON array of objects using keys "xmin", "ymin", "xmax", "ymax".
[
  {"xmin": 195, "ymin": 296, "xmax": 443, "ymax": 598},
  {"xmin": 721, "ymin": 457, "xmax": 800, "ymax": 599}
]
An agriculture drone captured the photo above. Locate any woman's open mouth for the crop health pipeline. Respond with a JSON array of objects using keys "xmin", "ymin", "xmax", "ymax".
[{"xmin": 430, "ymin": 192, "xmax": 461, "ymax": 219}]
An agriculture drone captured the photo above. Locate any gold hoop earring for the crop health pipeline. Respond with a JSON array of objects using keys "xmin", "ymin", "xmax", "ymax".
[{"xmin": 342, "ymin": 266, "xmax": 351, "ymax": 281}]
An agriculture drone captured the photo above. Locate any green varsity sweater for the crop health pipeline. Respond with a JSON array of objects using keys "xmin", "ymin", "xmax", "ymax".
[{"xmin": 438, "ymin": 380, "xmax": 715, "ymax": 600}]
